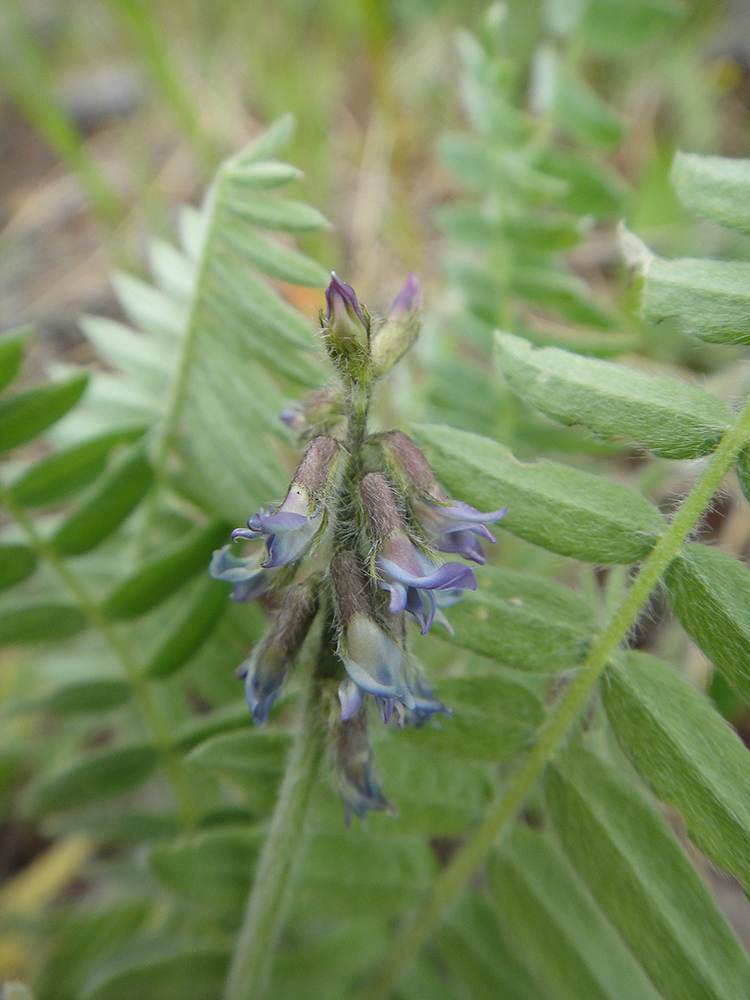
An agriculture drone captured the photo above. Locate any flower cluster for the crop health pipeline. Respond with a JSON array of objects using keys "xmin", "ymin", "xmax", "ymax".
[{"xmin": 210, "ymin": 274, "xmax": 505, "ymax": 819}]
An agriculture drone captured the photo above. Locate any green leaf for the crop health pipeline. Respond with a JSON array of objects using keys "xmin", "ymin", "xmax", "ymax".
[
  {"xmin": 1, "ymin": 984, "xmax": 35, "ymax": 1000},
  {"xmin": 671, "ymin": 152, "xmax": 750, "ymax": 235},
  {"xmin": 553, "ymin": 69, "xmax": 625, "ymax": 148},
  {"xmin": 489, "ymin": 826, "xmax": 662, "ymax": 1000},
  {"xmin": 546, "ymin": 749, "xmax": 750, "ymax": 1000},
  {"xmin": 604, "ymin": 650, "xmax": 750, "ymax": 887},
  {"xmin": 83, "ymin": 944, "xmax": 229, "ymax": 1000},
  {"xmin": 535, "ymin": 149, "xmax": 629, "ymax": 217},
  {"xmin": 78, "ymin": 315, "xmax": 175, "ymax": 386},
  {"xmin": 0, "ymin": 603, "xmax": 88, "ymax": 644},
  {"xmin": 495, "ymin": 332, "xmax": 732, "ymax": 458},
  {"xmin": 581, "ymin": 0, "xmax": 684, "ymax": 53},
  {"xmin": 112, "ymin": 271, "xmax": 185, "ymax": 339},
  {"xmin": 172, "ymin": 700, "xmax": 250, "ymax": 752},
  {"xmin": 28, "ymin": 744, "xmax": 158, "ymax": 813},
  {"xmin": 440, "ymin": 565, "xmax": 594, "ymax": 673},
  {"xmin": 53, "ymin": 810, "xmax": 180, "ymax": 843},
  {"xmin": 665, "ymin": 543, "xmax": 750, "ymax": 702},
  {"xmin": 18, "ymin": 678, "xmax": 131, "ymax": 715},
  {"xmin": 0, "ymin": 544, "xmax": 37, "ymax": 591},
  {"xmin": 292, "ymin": 832, "xmax": 436, "ymax": 920},
  {"xmin": 186, "ymin": 728, "xmax": 291, "ymax": 815},
  {"xmin": 412, "ymin": 424, "xmax": 665, "ymax": 563},
  {"xmin": 219, "ymin": 217, "xmax": 329, "ymax": 286},
  {"xmin": 402, "ymin": 671, "xmax": 543, "ymax": 763},
  {"xmin": 511, "ymin": 265, "xmax": 620, "ymax": 329},
  {"xmin": 0, "ymin": 327, "xmax": 29, "ymax": 392},
  {"xmin": 50, "ymin": 448, "xmax": 154, "ymax": 556},
  {"xmin": 143, "ymin": 576, "xmax": 229, "ymax": 679},
  {"xmin": 438, "ymin": 893, "xmax": 548, "ymax": 1000},
  {"xmin": 0, "ymin": 374, "xmax": 88, "ymax": 452},
  {"xmin": 643, "ymin": 258, "xmax": 750, "ymax": 344},
  {"xmin": 225, "ymin": 159, "xmax": 304, "ymax": 189},
  {"xmin": 222, "ymin": 189, "xmax": 331, "ymax": 232},
  {"xmin": 148, "ymin": 238, "xmax": 195, "ymax": 302},
  {"xmin": 101, "ymin": 521, "xmax": 229, "ymax": 621},
  {"xmin": 370, "ymin": 740, "xmax": 492, "ymax": 836},
  {"xmin": 9, "ymin": 428, "xmax": 146, "ymax": 507},
  {"xmin": 149, "ymin": 827, "xmax": 262, "ymax": 916}
]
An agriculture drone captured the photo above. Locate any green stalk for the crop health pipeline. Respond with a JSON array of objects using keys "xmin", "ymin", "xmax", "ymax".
[
  {"xmin": 223, "ymin": 637, "xmax": 330, "ymax": 1000},
  {"xmin": 354, "ymin": 390, "xmax": 750, "ymax": 1000}
]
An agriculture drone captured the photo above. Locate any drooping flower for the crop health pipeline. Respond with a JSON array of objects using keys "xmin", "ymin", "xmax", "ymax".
[
  {"xmin": 209, "ymin": 545, "xmax": 279, "ymax": 602},
  {"xmin": 377, "ymin": 532, "xmax": 477, "ymax": 634},
  {"xmin": 236, "ymin": 577, "xmax": 320, "ymax": 723},
  {"xmin": 331, "ymin": 550, "xmax": 450, "ymax": 725},
  {"xmin": 330, "ymin": 700, "xmax": 393, "ymax": 823},
  {"xmin": 359, "ymin": 472, "xmax": 477, "ymax": 634},
  {"xmin": 381, "ymin": 430, "xmax": 507, "ymax": 563},
  {"xmin": 231, "ymin": 437, "xmax": 340, "ymax": 569}
]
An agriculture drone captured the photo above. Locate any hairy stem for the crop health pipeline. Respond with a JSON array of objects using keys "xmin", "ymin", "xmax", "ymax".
[
  {"xmin": 1, "ymin": 488, "xmax": 198, "ymax": 829},
  {"xmin": 224, "ymin": 621, "xmax": 334, "ymax": 1000},
  {"xmin": 354, "ymin": 391, "xmax": 750, "ymax": 1000}
]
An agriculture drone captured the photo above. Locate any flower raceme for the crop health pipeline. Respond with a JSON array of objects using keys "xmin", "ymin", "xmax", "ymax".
[{"xmin": 209, "ymin": 273, "xmax": 505, "ymax": 817}]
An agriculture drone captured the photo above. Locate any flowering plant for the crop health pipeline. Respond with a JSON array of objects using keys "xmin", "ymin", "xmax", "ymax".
[{"xmin": 211, "ymin": 274, "xmax": 506, "ymax": 816}]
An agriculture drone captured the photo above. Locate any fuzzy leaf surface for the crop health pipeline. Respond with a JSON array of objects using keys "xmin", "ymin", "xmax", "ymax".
[
  {"xmin": 604, "ymin": 650, "xmax": 750, "ymax": 886},
  {"xmin": 413, "ymin": 424, "xmax": 665, "ymax": 563},
  {"xmin": 665, "ymin": 543, "xmax": 750, "ymax": 702},
  {"xmin": 671, "ymin": 152, "xmax": 750, "ymax": 234},
  {"xmin": 643, "ymin": 258, "xmax": 750, "ymax": 344},
  {"xmin": 495, "ymin": 331, "xmax": 732, "ymax": 458},
  {"xmin": 489, "ymin": 826, "xmax": 662, "ymax": 1000},
  {"xmin": 547, "ymin": 749, "xmax": 750, "ymax": 1000}
]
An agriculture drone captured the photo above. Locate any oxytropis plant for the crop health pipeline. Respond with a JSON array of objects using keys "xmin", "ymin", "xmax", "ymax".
[{"xmin": 210, "ymin": 274, "xmax": 505, "ymax": 819}]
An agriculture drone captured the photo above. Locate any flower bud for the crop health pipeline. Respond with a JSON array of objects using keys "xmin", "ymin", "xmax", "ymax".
[
  {"xmin": 330, "ymin": 695, "xmax": 393, "ymax": 823},
  {"xmin": 238, "ymin": 576, "xmax": 320, "ymax": 723},
  {"xmin": 371, "ymin": 274, "xmax": 422, "ymax": 377},
  {"xmin": 280, "ymin": 385, "xmax": 346, "ymax": 441},
  {"xmin": 320, "ymin": 273, "xmax": 372, "ymax": 383}
]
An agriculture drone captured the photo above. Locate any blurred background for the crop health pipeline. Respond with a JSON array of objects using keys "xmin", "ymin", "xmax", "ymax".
[{"xmin": 3, "ymin": 0, "xmax": 750, "ymax": 995}]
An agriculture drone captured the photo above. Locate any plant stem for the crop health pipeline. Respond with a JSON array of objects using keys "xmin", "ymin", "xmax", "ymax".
[
  {"xmin": 1, "ymin": 488, "xmax": 198, "ymax": 829},
  {"xmin": 354, "ymin": 391, "xmax": 750, "ymax": 1000},
  {"xmin": 223, "ymin": 630, "xmax": 331, "ymax": 1000}
]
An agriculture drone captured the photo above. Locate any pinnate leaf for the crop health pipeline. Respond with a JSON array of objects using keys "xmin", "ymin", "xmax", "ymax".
[
  {"xmin": 439, "ymin": 565, "xmax": 594, "ymax": 672},
  {"xmin": 489, "ymin": 826, "xmax": 662, "ymax": 1000},
  {"xmin": 0, "ymin": 544, "xmax": 37, "ymax": 591},
  {"xmin": 643, "ymin": 258, "xmax": 750, "ymax": 344},
  {"xmin": 604, "ymin": 650, "xmax": 750, "ymax": 886},
  {"xmin": 665, "ymin": 543, "xmax": 750, "ymax": 702},
  {"xmin": 671, "ymin": 152, "xmax": 750, "ymax": 234},
  {"xmin": 101, "ymin": 521, "xmax": 229, "ymax": 621},
  {"xmin": 50, "ymin": 448, "xmax": 154, "ymax": 556},
  {"xmin": 28, "ymin": 744, "xmax": 158, "ymax": 813},
  {"xmin": 413, "ymin": 424, "xmax": 665, "ymax": 563},
  {"xmin": 546, "ymin": 749, "xmax": 750, "ymax": 1000},
  {"xmin": 0, "ymin": 374, "xmax": 88, "ymax": 452},
  {"xmin": 9, "ymin": 428, "xmax": 146, "ymax": 507},
  {"xmin": 0, "ymin": 603, "xmax": 88, "ymax": 643},
  {"xmin": 495, "ymin": 331, "xmax": 732, "ymax": 458}
]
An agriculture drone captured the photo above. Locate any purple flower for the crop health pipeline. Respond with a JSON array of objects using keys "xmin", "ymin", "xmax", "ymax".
[
  {"xmin": 232, "ymin": 494, "xmax": 322, "ymax": 569},
  {"xmin": 236, "ymin": 578, "xmax": 320, "ymax": 723},
  {"xmin": 337, "ymin": 613, "xmax": 448, "ymax": 726},
  {"xmin": 377, "ymin": 532, "xmax": 477, "ymax": 634},
  {"xmin": 209, "ymin": 545, "xmax": 278, "ymax": 602},
  {"xmin": 230, "ymin": 437, "xmax": 339, "ymax": 568},
  {"xmin": 388, "ymin": 273, "xmax": 422, "ymax": 322},
  {"xmin": 415, "ymin": 493, "xmax": 508, "ymax": 564},
  {"xmin": 332, "ymin": 705, "xmax": 393, "ymax": 823}
]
